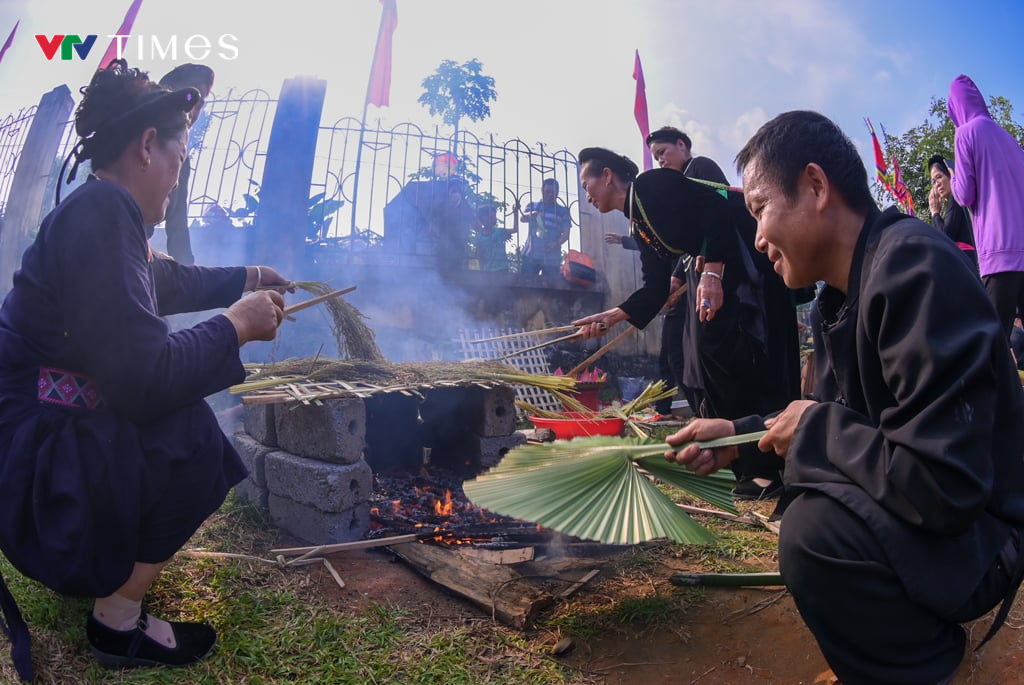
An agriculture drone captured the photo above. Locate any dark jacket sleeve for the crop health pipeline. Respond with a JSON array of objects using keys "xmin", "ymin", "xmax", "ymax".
[
  {"xmin": 933, "ymin": 201, "xmax": 975, "ymax": 248},
  {"xmin": 622, "ymin": 235, "xmax": 639, "ymax": 251},
  {"xmin": 58, "ymin": 187, "xmax": 245, "ymax": 424},
  {"xmin": 786, "ymin": 231, "xmax": 1004, "ymax": 534},
  {"xmin": 616, "ymin": 240, "xmax": 672, "ymax": 329},
  {"xmin": 150, "ymin": 257, "xmax": 247, "ymax": 315}
]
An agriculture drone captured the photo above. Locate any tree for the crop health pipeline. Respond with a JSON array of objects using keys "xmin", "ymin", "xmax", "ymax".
[
  {"xmin": 418, "ymin": 59, "xmax": 497, "ymax": 148},
  {"xmin": 877, "ymin": 95, "xmax": 1024, "ymax": 217}
]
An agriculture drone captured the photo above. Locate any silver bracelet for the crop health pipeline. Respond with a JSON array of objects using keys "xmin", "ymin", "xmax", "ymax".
[
  {"xmin": 701, "ymin": 270, "xmax": 722, "ymax": 280},
  {"xmin": 255, "ymin": 265, "xmax": 263, "ymax": 287}
]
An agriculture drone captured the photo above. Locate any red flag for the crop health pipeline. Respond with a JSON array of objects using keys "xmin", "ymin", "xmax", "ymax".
[
  {"xmin": 633, "ymin": 50, "xmax": 653, "ymax": 171},
  {"xmin": 865, "ymin": 118, "xmax": 893, "ymax": 194},
  {"xmin": 0, "ymin": 21, "xmax": 18, "ymax": 67},
  {"xmin": 96, "ymin": 0, "xmax": 144, "ymax": 71},
  {"xmin": 891, "ymin": 154, "xmax": 915, "ymax": 216},
  {"xmin": 366, "ymin": 0, "xmax": 398, "ymax": 107}
]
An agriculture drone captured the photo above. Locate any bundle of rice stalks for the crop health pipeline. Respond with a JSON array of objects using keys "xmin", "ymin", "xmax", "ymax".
[
  {"xmin": 295, "ymin": 282, "xmax": 385, "ymax": 362},
  {"xmin": 230, "ymin": 357, "xmax": 578, "ymax": 397}
]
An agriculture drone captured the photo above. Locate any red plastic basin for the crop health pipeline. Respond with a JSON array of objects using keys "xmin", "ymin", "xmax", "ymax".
[{"xmin": 530, "ymin": 412, "xmax": 624, "ymax": 440}]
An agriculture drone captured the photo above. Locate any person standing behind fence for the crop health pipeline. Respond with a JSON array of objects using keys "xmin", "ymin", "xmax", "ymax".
[
  {"xmin": 158, "ymin": 63, "xmax": 215, "ymax": 265},
  {"xmin": 520, "ymin": 178, "xmax": 571, "ymax": 278},
  {"xmin": 472, "ymin": 204, "xmax": 516, "ymax": 272},
  {"xmin": 948, "ymin": 74, "xmax": 1024, "ymax": 341}
]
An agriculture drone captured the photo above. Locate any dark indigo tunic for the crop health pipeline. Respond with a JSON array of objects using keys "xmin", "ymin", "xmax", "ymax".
[{"xmin": 0, "ymin": 178, "xmax": 248, "ymax": 599}]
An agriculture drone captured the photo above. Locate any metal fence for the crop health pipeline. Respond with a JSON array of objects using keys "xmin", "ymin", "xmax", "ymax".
[
  {"xmin": 0, "ymin": 106, "xmax": 39, "ymax": 219},
  {"xmin": 1, "ymin": 86, "xmax": 581, "ymax": 269},
  {"xmin": 312, "ymin": 118, "xmax": 581, "ymax": 264}
]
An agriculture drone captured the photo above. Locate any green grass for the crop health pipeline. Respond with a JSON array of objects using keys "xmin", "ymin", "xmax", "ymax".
[{"xmin": 0, "ymin": 496, "xmax": 584, "ymax": 685}]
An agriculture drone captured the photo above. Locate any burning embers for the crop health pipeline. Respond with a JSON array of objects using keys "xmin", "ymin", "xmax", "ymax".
[{"xmin": 369, "ymin": 470, "xmax": 538, "ymax": 542}]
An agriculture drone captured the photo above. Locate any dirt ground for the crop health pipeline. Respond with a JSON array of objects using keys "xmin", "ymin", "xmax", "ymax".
[{"xmin": 307, "ymin": 537, "xmax": 1024, "ymax": 685}]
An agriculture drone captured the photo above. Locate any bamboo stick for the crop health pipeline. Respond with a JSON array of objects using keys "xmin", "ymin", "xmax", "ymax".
[
  {"xmin": 500, "ymin": 331, "xmax": 583, "ymax": 359},
  {"xmin": 567, "ymin": 326, "xmax": 633, "ymax": 378},
  {"xmin": 468, "ymin": 323, "xmax": 605, "ymax": 344},
  {"xmin": 271, "ymin": 533, "xmax": 421, "ymax": 557},
  {"xmin": 282, "ymin": 286, "xmax": 357, "ymax": 316},
  {"xmin": 469, "ymin": 325, "xmax": 580, "ymax": 343}
]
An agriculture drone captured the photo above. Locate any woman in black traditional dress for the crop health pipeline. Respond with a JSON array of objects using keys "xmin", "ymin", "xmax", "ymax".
[
  {"xmin": 572, "ymin": 147, "xmax": 801, "ymax": 503},
  {"xmin": 0, "ymin": 60, "xmax": 291, "ymax": 679}
]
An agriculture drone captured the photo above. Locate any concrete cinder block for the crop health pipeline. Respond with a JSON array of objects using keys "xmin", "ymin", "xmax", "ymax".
[
  {"xmin": 268, "ymin": 493, "xmax": 370, "ymax": 545},
  {"xmin": 243, "ymin": 403, "xmax": 277, "ymax": 447},
  {"xmin": 274, "ymin": 398, "xmax": 366, "ymax": 464},
  {"xmin": 233, "ymin": 431, "xmax": 275, "ymax": 487},
  {"xmin": 478, "ymin": 431, "xmax": 527, "ymax": 469},
  {"xmin": 233, "ymin": 477, "xmax": 269, "ymax": 510},
  {"xmin": 470, "ymin": 385, "xmax": 517, "ymax": 437},
  {"xmin": 264, "ymin": 451, "xmax": 373, "ymax": 513}
]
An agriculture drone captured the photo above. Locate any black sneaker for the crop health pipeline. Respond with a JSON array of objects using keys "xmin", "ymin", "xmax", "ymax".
[
  {"xmin": 733, "ymin": 477, "xmax": 784, "ymax": 501},
  {"xmin": 86, "ymin": 613, "xmax": 217, "ymax": 669}
]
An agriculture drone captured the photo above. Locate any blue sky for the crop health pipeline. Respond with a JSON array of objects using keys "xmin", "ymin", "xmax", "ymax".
[{"xmin": 2, "ymin": 0, "xmax": 1022, "ymax": 185}]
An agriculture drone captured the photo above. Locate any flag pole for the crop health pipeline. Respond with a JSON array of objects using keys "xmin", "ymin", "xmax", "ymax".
[{"xmin": 351, "ymin": 0, "xmax": 396, "ymax": 240}]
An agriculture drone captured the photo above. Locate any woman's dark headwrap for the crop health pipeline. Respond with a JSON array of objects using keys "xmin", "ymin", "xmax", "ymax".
[{"xmin": 56, "ymin": 59, "xmax": 200, "ymax": 204}]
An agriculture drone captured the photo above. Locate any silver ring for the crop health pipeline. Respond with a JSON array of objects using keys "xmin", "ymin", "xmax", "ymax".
[{"xmin": 701, "ymin": 299, "xmax": 711, "ymax": 308}]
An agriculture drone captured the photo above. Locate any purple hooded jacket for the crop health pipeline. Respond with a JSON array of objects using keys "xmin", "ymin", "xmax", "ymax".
[{"xmin": 948, "ymin": 74, "xmax": 1024, "ymax": 277}]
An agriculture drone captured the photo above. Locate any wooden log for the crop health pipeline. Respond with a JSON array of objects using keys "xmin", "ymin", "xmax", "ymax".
[{"xmin": 388, "ymin": 541, "xmax": 553, "ymax": 629}]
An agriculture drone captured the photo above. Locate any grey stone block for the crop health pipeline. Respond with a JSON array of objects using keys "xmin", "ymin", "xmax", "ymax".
[
  {"xmin": 243, "ymin": 403, "xmax": 277, "ymax": 446},
  {"xmin": 233, "ymin": 431, "xmax": 276, "ymax": 487},
  {"xmin": 471, "ymin": 385, "xmax": 517, "ymax": 437},
  {"xmin": 479, "ymin": 432, "xmax": 528, "ymax": 469},
  {"xmin": 268, "ymin": 493, "xmax": 370, "ymax": 545},
  {"xmin": 233, "ymin": 477, "xmax": 269, "ymax": 510},
  {"xmin": 274, "ymin": 398, "xmax": 366, "ymax": 464},
  {"xmin": 265, "ymin": 451, "xmax": 373, "ymax": 513}
]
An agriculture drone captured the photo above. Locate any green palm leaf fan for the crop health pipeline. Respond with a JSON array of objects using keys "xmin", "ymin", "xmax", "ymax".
[{"xmin": 463, "ymin": 433, "xmax": 766, "ymax": 545}]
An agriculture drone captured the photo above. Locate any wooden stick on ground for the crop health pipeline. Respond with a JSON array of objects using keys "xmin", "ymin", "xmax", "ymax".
[
  {"xmin": 282, "ymin": 286, "xmax": 357, "ymax": 316},
  {"xmin": 567, "ymin": 326, "xmax": 634, "ymax": 378},
  {"xmin": 271, "ymin": 533, "xmax": 421, "ymax": 560}
]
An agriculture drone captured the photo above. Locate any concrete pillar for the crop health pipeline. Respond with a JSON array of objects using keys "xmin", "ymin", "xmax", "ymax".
[{"xmin": 249, "ymin": 76, "xmax": 327, "ymax": 273}]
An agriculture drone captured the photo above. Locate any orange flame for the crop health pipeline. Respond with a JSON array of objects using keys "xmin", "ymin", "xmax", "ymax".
[{"xmin": 434, "ymin": 489, "xmax": 453, "ymax": 516}]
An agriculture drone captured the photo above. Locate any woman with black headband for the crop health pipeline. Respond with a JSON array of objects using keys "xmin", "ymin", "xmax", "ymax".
[
  {"xmin": 0, "ymin": 60, "xmax": 292, "ymax": 679},
  {"xmin": 572, "ymin": 146, "xmax": 801, "ymax": 512},
  {"xmin": 928, "ymin": 154, "xmax": 978, "ymax": 273}
]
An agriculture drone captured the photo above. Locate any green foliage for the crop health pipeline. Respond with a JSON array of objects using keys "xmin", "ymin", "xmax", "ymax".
[
  {"xmin": 226, "ymin": 180, "xmax": 345, "ymax": 241},
  {"xmin": 418, "ymin": 58, "xmax": 497, "ymax": 135},
  {"xmin": 877, "ymin": 95, "xmax": 1024, "ymax": 217}
]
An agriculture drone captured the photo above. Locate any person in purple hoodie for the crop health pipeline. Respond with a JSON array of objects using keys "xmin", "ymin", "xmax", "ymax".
[{"xmin": 948, "ymin": 74, "xmax": 1024, "ymax": 340}]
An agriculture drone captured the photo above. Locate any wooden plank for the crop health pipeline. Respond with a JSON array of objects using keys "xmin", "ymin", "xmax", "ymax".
[{"xmin": 389, "ymin": 541, "xmax": 552, "ymax": 629}]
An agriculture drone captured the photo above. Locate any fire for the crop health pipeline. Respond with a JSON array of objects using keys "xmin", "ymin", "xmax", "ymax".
[{"xmin": 433, "ymin": 489, "xmax": 453, "ymax": 516}]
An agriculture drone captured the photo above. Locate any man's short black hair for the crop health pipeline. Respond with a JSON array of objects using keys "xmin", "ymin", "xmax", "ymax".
[
  {"xmin": 735, "ymin": 110, "xmax": 875, "ymax": 213},
  {"xmin": 646, "ymin": 126, "xmax": 691, "ymax": 150},
  {"xmin": 542, "ymin": 178, "xmax": 559, "ymax": 191}
]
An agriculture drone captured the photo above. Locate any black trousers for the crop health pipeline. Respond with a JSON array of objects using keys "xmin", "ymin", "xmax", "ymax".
[
  {"xmin": 982, "ymin": 270, "xmax": 1024, "ymax": 341},
  {"xmin": 779, "ymin": 491, "xmax": 1020, "ymax": 685}
]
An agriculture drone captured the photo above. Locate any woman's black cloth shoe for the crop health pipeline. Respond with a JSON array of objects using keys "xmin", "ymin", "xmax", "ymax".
[
  {"xmin": 733, "ymin": 478, "xmax": 785, "ymax": 501},
  {"xmin": 86, "ymin": 613, "xmax": 217, "ymax": 668}
]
